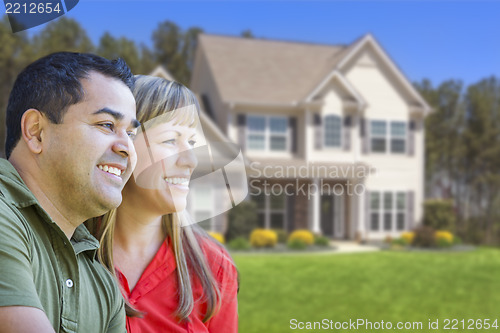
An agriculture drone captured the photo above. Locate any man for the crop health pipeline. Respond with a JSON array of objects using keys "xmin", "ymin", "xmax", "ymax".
[{"xmin": 0, "ymin": 52, "xmax": 139, "ymax": 332}]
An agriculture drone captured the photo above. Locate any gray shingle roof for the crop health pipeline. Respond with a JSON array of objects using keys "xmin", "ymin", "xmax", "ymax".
[{"xmin": 198, "ymin": 34, "xmax": 353, "ymax": 105}]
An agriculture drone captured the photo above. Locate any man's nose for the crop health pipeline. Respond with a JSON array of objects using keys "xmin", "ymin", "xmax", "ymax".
[{"xmin": 112, "ymin": 132, "xmax": 134, "ymax": 158}]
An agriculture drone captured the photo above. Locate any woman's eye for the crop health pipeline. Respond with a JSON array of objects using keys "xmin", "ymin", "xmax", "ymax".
[
  {"xmin": 127, "ymin": 132, "xmax": 137, "ymax": 139},
  {"xmin": 162, "ymin": 139, "xmax": 176, "ymax": 145}
]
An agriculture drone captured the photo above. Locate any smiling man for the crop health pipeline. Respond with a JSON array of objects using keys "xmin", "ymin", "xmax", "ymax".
[{"xmin": 0, "ymin": 52, "xmax": 139, "ymax": 333}]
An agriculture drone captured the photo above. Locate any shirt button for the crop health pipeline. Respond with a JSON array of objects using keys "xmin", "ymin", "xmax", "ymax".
[{"xmin": 65, "ymin": 279, "xmax": 74, "ymax": 288}]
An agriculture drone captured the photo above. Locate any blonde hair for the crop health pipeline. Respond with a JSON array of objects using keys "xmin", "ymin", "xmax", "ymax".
[{"xmin": 94, "ymin": 76, "xmax": 224, "ymax": 322}]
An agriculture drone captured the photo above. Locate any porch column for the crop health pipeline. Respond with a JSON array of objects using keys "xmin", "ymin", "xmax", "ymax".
[
  {"xmin": 357, "ymin": 183, "xmax": 366, "ymax": 237},
  {"xmin": 310, "ymin": 178, "xmax": 321, "ymax": 234}
]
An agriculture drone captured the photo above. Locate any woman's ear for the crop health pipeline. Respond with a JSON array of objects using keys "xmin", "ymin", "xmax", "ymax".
[{"xmin": 20, "ymin": 109, "xmax": 44, "ymax": 154}]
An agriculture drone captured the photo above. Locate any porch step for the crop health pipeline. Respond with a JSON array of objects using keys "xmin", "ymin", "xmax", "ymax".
[{"xmin": 329, "ymin": 241, "xmax": 380, "ymax": 253}]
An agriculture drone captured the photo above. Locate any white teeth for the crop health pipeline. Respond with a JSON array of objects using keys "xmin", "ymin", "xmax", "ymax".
[
  {"xmin": 164, "ymin": 177, "xmax": 189, "ymax": 185},
  {"xmin": 98, "ymin": 165, "xmax": 122, "ymax": 176}
]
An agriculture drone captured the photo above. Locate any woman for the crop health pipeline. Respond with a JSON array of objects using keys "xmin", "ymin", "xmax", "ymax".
[{"xmin": 91, "ymin": 76, "xmax": 238, "ymax": 332}]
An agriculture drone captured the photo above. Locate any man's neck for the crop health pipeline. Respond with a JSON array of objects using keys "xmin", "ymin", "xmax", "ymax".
[{"xmin": 10, "ymin": 159, "xmax": 79, "ymax": 239}]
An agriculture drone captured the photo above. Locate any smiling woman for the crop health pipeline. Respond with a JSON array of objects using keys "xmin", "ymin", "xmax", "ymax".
[{"xmin": 88, "ymin": 76, "xmax": 238, "ymax": 333}]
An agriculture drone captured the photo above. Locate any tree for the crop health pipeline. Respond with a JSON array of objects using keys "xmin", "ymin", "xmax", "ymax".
[
  {"xmin": 241, "ymin": 29, "xmax": 254, "ymax": 38},
  {"xmin": 97, "ymin": 32, "xmax": 141, "ymax": 73},
  {"xmin": 33, "ymin": 17, "xmax": 93, "ymax": 56},
  {"xmin": 462, "ymin": 77, "xmax": 500, "ymax": 243},
  {"xmin": 0, "ymin": 16, "xmax": 34, "ymax": 157},
  {"xmin": 152, "ymin": 21, "xmax": 203, "ymax": 85}
]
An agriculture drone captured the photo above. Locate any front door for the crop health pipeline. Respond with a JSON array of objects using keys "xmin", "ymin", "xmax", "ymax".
[{"xmin": 320, "ymin": 193, "xmax": 344, "ymax": 238}]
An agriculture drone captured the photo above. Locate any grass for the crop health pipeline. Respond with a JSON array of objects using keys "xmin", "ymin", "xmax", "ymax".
[{"xmin": 233, "ymin": 248, "xmax": 500, "ymax": 333}]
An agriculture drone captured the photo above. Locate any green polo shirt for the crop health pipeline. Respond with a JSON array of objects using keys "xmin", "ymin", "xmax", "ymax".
[{"xmin": 0, "ymin": 159, "xmax": 125, "ymax": 333}]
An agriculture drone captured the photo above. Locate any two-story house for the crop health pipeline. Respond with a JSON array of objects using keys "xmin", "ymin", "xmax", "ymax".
[{"xmin": 188, "ymin": 33, "xmax": 431, "ymax": 241}]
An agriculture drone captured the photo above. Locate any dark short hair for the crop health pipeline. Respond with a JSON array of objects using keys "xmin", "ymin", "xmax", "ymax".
[{"xmin": 5, "ymin": 52, "xmax": 135, "ymax": 158}]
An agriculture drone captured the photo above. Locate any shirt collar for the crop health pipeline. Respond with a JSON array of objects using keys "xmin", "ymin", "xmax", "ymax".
[
  {"xmin": 0, "ymin": 159, "xmax": 99, "ymax": 259},
  {"xmin": 0, "ymin": 159, "xmax": 39, "ymax": 209}
]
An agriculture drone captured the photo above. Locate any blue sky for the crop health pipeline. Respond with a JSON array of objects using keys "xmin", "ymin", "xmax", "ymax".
[{"xmin": 15, "ymin": 1, "xmax": 500, "ymax": 87}]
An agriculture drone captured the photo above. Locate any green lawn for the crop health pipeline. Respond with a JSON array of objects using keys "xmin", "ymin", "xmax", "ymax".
[{"xmin": 233, "ymin": 248, "xmax": 500, "ymax": 333}]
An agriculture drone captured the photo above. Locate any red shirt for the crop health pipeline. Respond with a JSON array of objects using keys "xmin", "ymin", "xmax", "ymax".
[{"xmin": 116, "ymin": 238, "xmax": 238, "ymax": 333}]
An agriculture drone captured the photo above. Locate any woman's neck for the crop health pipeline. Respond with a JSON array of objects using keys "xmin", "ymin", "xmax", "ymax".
[{"xmin": 113, "ymin": 201, "xmax": 165, "ymax": 256}]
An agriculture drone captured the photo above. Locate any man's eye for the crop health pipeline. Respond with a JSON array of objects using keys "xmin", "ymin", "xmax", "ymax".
[
  {"xmin": 189, "ymin": 140, "xmax": 197, "ymax": 147},
  {"xmin": 99, "ymin": 123, "xmax": 114, "ymax": 131}
]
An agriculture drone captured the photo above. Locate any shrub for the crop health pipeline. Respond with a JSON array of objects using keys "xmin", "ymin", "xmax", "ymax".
[
  {"xmin": 314, "ymin": 235, "xmax": 330, "ymax": 247},
  {"xmin": 412, "ymin": 225, "xmax": 436, "ymax": 248},
  {"xmin": 423, "ymin": 199, "xmax": 456, "ymax": 232},
  {"xmin": 287, "ymin": 238, "xmax": 307, "ymax": 250},
  {"xmin": 401, "ymin": 232, "xmax": 415, "ymax": 245},
  {"xmin": 226, "ymin": 201, "xmax": 258, "ymax": 242},
  {"xmin": 227, "ymin": 237, "xmax": 251, "ymax": 251},
  {"xmin": 288, "ymin": 229, "xmax": 314, "ymax": 246},
  {"xmin": 273, "ymin": 229, "xmax": 288, "ymax": 244},
  {"xmin": 392, "ymin": 237, "xmax": 409, "ymax": 246},
  {"xmin": 208, "ymin": 231, "xmax": 225, "ymax": 244},
  {"xmin": 250, "ymin": 229, "xmax": 278, "ymax": 248},
  {"xmin": 435, "ymin": 230, "xmax": 453, "ymax": 247}
]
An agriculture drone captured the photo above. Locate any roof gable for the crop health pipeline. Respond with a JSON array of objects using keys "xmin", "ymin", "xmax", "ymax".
[{"xmin": 196, "ymin": 33, "xmax": 431, "ymax": 114}]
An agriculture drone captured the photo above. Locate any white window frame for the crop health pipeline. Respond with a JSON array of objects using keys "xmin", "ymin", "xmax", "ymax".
[
  {"xmin": 370, "ymin": 120, "xmax": 387, "ymax": 153},
  {"xmin": 370, "ymin": 191, "xmax": 407, "ymax": 232},
  {"xmin": 252, "ymin": 192, "xmax": 287, "ymax": 230},
  {"xmin": 324, "ymin": 114, "xmax": 343, "ymax": 148},
  {"xmin": 247, "ymin": 115, "xmax": 289, "ymax": 153},
  {"xmin": 390, "ymin": 121, "xmax": 407, "ymax": 154},
  {"xmin": 370, "ymin": 120, "xmax": 407, "ymax": 154}
]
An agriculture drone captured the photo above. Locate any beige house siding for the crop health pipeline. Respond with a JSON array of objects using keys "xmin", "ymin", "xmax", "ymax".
[{"xmin": 189, "ymin": 33, "xmax": 430, "ymax": 240}]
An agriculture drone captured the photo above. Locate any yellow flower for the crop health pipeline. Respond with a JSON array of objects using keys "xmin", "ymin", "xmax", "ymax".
[
  {"xmin": 208, "ymin": 231, "xmax": 225, "ymax": 244},
  {"xmin": 250, "ymin": 229, "xmax": 278, "ymax": 248},
  {"xmin": 401, "ymin": 232, "xmax": 415, "ymax": 245},
  {"xmin": 435, "ymin": 230, "xmax": 453, "ymax": 243},
  {"xmin": 288, "ymin": 230, "xmax": 315, "ymax": 246}
]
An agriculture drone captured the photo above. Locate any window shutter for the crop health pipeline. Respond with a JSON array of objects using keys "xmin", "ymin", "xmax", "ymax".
[
  {"xmin": 314, "ymin": 114, "xmax": 323, "ymax": 150},
  {"xmin": 361, "ymin": 118, "xmax": 370, "ymax": 154},
  {"xmin": 365, "ymin": 190, "xmax": 370, "ymax": 234},
  {"xmin": 286, "ymin": 195, "xmax": 295, "ymax": 232},
  {"xmin": 289, "ymin": 117, "xmax": 297, "ymax": 154},
  {"xmin": 343, "ymin": 116, "xmax": 351, "ymax": 151},
  {"xmin": 406, "ymin": 190, "xmax": 415, "ymax": 230},
  {"xmin": 408, "ymin": 120, "xmax": 416, "ymax": 156},
  {"xmin": 237, "ymin": 114, "xmax": 246, "ymax": 151}
]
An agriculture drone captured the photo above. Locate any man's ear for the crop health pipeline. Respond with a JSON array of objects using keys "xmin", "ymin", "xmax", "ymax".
[{"xmin": 20, "ymin": 109, "xmax": 45, "ymax": 154}]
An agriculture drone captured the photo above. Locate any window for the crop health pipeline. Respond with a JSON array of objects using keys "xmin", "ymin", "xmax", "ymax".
[
  {"xmin": 251, "ymin": 191, "xmax": 287, "ymax": 230},
  {"xmin": 248, "ymin": 116, "xmax": 266, "ymax": 150},
  {"xmin": 370, "ymin": 192, "xmax": 380, "ymax": 231},
  {"xmin": 324, "ymin": 115, "xmax": 342, "ymax": 147},
  {"xmin": 390, "ymin": 122, "xmax": 406, "ymax": 153},
  {"xmin": 247, "ymin": 115, "xmax": 288, "ymax": 152},
  {"xmin": 396, "ymin": 192, "xmax": 406, "ymax": 230},
  {"xmin": 270, "ymin": 117, "xmax": 287, "ymax": 151},
  {"xmin": 253, "ymin": 192, "xmax": 266, "ymax": 228},
  {"xmin": 370, "ymin": 120, "xmax": 407, "ymax": 154},
  {"xmin": 370, "ymin": 191, "xmax": 406, "ymax": 232},
  {"xmin": 383, "ymin": 192, "xmax": 393, "ymax": 231},
  {"xmin": 370, "ymin": 120, "xmax": 387, "ymax": 152},
  {"xmin": 270, "ymin": 194, "xmax": 286, "ymax": 229}
]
